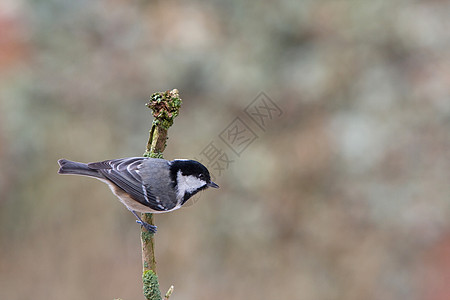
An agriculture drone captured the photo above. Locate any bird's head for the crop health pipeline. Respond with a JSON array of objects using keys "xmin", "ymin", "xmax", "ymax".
[{"xmin": 170, "ymin": 159, "xmax": 219, "ymax": 203}]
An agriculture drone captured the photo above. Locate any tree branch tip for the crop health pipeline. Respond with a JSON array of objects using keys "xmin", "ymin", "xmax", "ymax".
[
  {"xmin": 165, "ymin": 285, "xmax": 174, "ymax": 300},
  {"xmin": 146, "ymin": 89, "xmax": 182, "ymax": 130}
]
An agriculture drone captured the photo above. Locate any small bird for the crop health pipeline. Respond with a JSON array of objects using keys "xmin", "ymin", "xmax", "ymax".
[{"xmin": 58, "ymin": 157, "xmax": 219, "ymax": 233}]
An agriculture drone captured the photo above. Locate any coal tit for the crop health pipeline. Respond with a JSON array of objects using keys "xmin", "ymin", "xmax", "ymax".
[{"xmin": 58, "ymin": 157, "xmax": 219, "ymax": 233}]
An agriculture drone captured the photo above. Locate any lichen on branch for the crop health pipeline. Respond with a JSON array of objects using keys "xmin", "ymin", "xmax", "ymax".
[
  {"xmin": 147, "ymin": 89, "xmax": 182, "ymax": 130},
  {"xmin": 140, "ymin": 88, "xmax": 181, "ymax": 300},
  {"xmin": 143, "ymin": 270, "xmax": 162, "ymax": 300},
  {"xmin": 144, "ymin": 89, "xmax": 182, "ymax": 158}
]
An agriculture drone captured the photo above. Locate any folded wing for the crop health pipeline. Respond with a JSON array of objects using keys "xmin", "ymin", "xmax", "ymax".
[{"xmin": 88, "ymin": 157, "xmax": 173, "ymax": 211}]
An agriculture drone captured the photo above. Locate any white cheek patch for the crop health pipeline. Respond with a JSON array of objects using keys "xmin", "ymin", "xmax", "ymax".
[{"xmin": 176, "ymin": 170, "xmax": 206, "ymax": 200}]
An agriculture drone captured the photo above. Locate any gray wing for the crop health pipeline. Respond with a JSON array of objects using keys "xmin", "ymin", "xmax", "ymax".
[
  {"xmin": 138, "ymin": 158, "xmax": 179, "ymax": 211},
  {"xmin": 88, "ymin": 157, "xmax": 177, "ymax": 211}
]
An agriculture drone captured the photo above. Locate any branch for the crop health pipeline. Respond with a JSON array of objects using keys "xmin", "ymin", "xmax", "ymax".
[{"xmin": 141, "ymin": 89, "xmax": 181, "ymax": 300}]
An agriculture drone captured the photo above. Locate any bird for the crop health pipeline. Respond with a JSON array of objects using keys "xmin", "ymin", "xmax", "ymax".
[{"xmin": 57, "ymin": 157, "xmax": 219, "ymax": 233}]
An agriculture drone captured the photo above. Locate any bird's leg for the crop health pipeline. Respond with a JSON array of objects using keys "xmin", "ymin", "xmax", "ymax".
[{"xmin": 130, "ymin": 210, "xmax": 157, "ymax": 233}]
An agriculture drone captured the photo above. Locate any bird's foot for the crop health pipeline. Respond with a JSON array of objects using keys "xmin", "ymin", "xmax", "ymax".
[
  {"xmin": 130, "ymin": 210, "xmax": 157, "ymax": 233},
  {"xmin": 136, "ymin": 220, "xmax": 157, "ymax": 233}
]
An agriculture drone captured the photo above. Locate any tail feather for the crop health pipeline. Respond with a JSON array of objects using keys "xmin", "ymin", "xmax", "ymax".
[{"xmin": 58, "ymin": 159, "xmax": 102, "ymax": 178}]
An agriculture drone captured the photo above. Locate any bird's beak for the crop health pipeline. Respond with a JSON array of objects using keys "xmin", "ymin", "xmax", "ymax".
[{"xmin": 208, "ymin": 181, "xmax": 219, "ymax": 188}]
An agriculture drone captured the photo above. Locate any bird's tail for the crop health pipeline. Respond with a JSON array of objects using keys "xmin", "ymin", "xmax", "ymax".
[{"xmin": 58, "ymin": 159, "xmax": 102, "ymax": 178}]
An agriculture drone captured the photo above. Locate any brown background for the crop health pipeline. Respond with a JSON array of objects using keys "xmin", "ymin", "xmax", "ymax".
[{"xmin": 1, "ymin": 1, "xmax": 450, "ymax": 299}]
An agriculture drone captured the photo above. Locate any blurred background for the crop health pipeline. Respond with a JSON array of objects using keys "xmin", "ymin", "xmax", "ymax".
[{"xmin": 1, "ymin": 0, "xmax": 450, "ymax": 299}]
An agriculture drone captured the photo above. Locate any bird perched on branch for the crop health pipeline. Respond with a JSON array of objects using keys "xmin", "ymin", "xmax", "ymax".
[{"xmin": 58, "ymin": 157, "xmax": 219, "ymax": 233}]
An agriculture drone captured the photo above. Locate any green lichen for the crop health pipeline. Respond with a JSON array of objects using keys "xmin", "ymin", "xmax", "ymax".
[
  {"xmin": 143, "ymin": 151, "xmax": 164, "ymax": 159},
  {"xmin": 143, "ymin": 270, "xmax": 161, "ymax": 300},
  {"xmin": 149, "ymin": 152, "xmax": 164, "ymax": 159},
  {"xmin": 146, "ymin": 90, "xmax": 182, "ymax": 130},
  {"xmin": 141, "ymin": 229, "xmax": 154, "ymax": 244}
]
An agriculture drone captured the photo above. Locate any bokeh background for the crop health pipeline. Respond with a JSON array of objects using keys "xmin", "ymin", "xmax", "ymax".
[{"xmin": 1, "ymin": 1, "xmax": 450, "ymax": 299}]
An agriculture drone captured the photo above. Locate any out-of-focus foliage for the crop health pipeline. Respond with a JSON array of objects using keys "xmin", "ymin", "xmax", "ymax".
[{"xmin": 1, "ymin": 0, "xmax": 450, "ymax": 299}]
